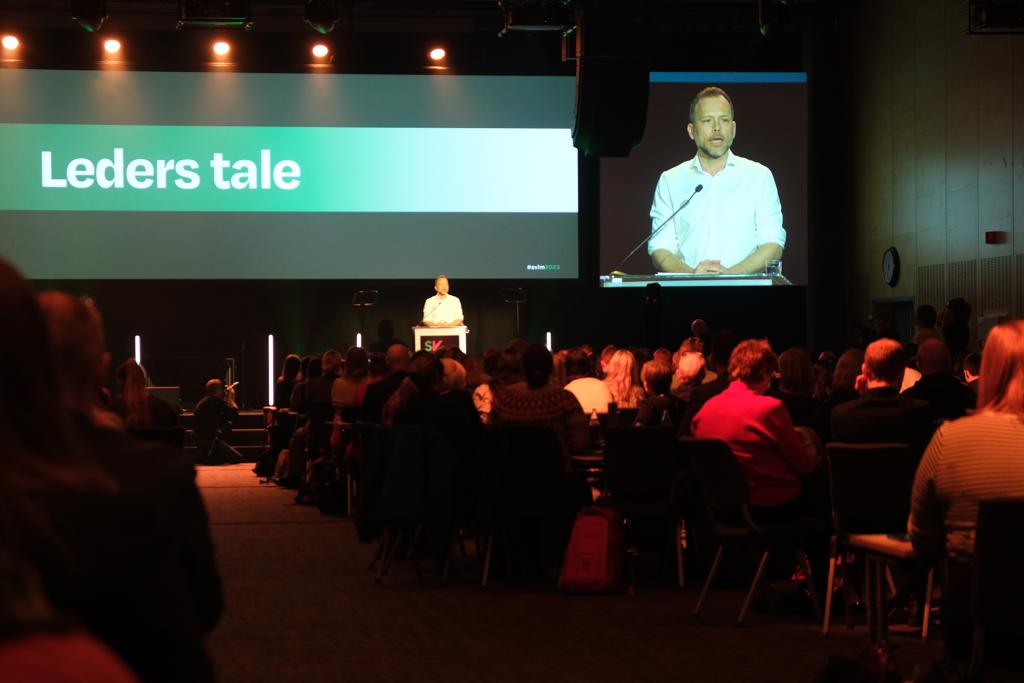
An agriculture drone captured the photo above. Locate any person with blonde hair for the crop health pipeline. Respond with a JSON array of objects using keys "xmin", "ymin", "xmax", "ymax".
[
  {"xmin": 602, "ymin": 349, "xmax": 645, "ymax": 409},
  {"xmin": 911, "ymin": 320, "xmax": 1024, "ymax": 664}
]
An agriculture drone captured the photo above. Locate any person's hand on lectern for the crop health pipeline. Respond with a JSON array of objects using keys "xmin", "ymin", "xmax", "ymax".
[{"xmin": 694, "ymin": 259, "xmax": 724, "ymax": 274}]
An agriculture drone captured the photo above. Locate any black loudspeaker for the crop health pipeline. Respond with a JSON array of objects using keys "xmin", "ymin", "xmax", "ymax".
[{"xmin": 573, "ymin": 56, "xmax": 649, "ymax": 158}]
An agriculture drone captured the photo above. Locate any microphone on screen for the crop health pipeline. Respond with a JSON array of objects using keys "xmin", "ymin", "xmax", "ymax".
[{"xmin": 609, "ymin": 184, "xmax": 703, "ymax": 276}]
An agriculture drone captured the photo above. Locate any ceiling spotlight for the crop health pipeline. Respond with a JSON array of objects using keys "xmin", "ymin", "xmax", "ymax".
[
  {"xmin": 72, "ymin": 0, "xmax": 108, "ymax": 33},
  {"xmin": 103, "ymin": 38, "xmax": 121, "ymax": 54},
  {"xmin": 311, "ymin": 43, "xmax": 329, "ymax": 59},
  {"xmin": 178, "ymin": 0, "xmax": 253, "ymax": 31},
  {"xmin": 429, "ymin": 47, "xmax": 446, "ymax": 61},
  {"xmin": 1, "ymin": 35, "xmax": 19, "ymax": 50},
  {"xmin": 212, "ymin": 41, "xmax": 231, "ymax": 57},
  {"xmin": 304, "ymin": 0, "xmax": 339, "ymax": 34}
]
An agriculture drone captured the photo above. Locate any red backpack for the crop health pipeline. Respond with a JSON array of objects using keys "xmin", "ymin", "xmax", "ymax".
[{"xmin": 559, "ymin": 506, "xmax": 625, "ymax": 593}]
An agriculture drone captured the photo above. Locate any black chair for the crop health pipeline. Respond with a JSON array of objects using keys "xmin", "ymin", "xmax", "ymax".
[
  {"xmin": 685, "ymin": 437, "xmax": 821, "ymax": 625},
  {"xmin": 969, "ymin": 498, "xmax": 1024, "ymax": 680},
  {"xmin": 477, "ymin": 424, "xmax": 569, "ymax": 587},
  {"xmin": 603, "ymin": 426, "xmax": 685, "ymax": 587},
  {"xmin": 822, "ymin": 442, "xmax": 920, "ymax": 636},
  {"xmin": 358, "ymin": 425, "xmax": 456, "ymax": 584}
]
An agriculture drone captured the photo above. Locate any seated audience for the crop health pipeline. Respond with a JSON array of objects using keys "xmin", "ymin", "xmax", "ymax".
[
  {"xmin": 598, "ymin": 344, "xmax": 616, "ymax": 378},
  {"xmin": 563, "ymin": 347, "xmax": 613, "ymax": 416},
  {"xmin": 289, "ymin": 355, "xmax": 320, "ymax": 413},
  {"xmin": 332, "ymin": 346, "xmax": 371, "ymax": 413},
  {"xmin": 824, "ymin": 348, "xmax": 863, "ymax": 414},
  {"xmin": 602, "ymin": 348, "xmax": 645, "ymax": 409},
  {"xmin": 551, "ymin": 349, "xmax": 569, "ymax": 388},
  {"xmin": 692, "ymin": 339, "xmax": 816, "ymax": 510},
  {"xmin": 678, "ymin": 329, "xmax": 738, "ymax": 435},
  {"xmin": 812, "ymin": 351, "xmax": 837, "ymax": 403},
  {"xmin": 34, "ymin": 287, "xmax": 223, "ymax": 683},
  {"xmin": 940, "ymin": 297, "xmax": 972, "ymax": 366},
  {"xmin": 671, "ymin": 345, "xmax": 707, "ymax": 403},
  {"xmin": 109, "ymin": 359, "xmax": 178, "ymax": 429},
  {"xmin": 192, "ymin": 379, "xmax": 242, "ymax": 465},
  {"xmin": 490, "ymin": 343, "xmax": 589, "ymax": 455},
  {"xmin": 440, "ymin": 357, "xmax": 467, "ymax": 392},
  {"xmin": 361, "ymin": 344, "xmax": 411, "ymax": 424},
  {"xmin": 769, "ymin": 347, "xmax": 829, "ymax": 443},
  {"xmin": 274, "ymin": 353, "xmax": 301, "ymax": 409},
  {"xmin": 902, "ymin": 339, "xmax": 975, "ymax": 421},
  {"xmin": 913, "ymin": 304, "xmax": 943, "ymax": 346},
  {"xmin": 830, "ymin": 339, "xmax": 934, "ymax": 456},
  {"xmin": 635, "ymin": 359, "xmax": 681, "ymax": 427},
  {"xmin": 911, "ymin": 319, "xmax": 1024, "ymax": 665},
  {"xmin": 471, "ymin": 348, "xmax": 500, "ymax": 423}
]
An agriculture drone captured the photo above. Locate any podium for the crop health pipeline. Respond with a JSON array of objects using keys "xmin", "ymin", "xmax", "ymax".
[{"xmin": 413, "ymin": 325, "xmax": 468, "ymax": 354}]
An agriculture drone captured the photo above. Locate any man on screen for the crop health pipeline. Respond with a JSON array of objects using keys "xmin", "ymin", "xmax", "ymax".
[
  {"xmin": 422, "ymin": 274, "xmax": 464, "ymax": 327},
  {"xmin": 648, "ymin": 87, "xmax": 786, "ymax": 275}
]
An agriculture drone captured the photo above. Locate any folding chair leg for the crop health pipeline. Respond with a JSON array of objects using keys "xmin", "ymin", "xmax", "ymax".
[
  {"xmin": 693, "ymin": 545, "xmax": 724, "ymax": 617},
  {"xmin": 921, "ymin": 567, "xmax": 934, "ymax": 641},
  {"xmin": 345, "ymin": 473, "xmax": 354, "ymax": 516},
  {"xmin": 441, "ymin": 527, "xmax": 458, "ymax": 585},
  {"xmin": 369, "ymin": 529, "xmax": 390, "ymax": 571},
  {"xmin": 800, "ymin": 551, "xmax": 822, "ymax": 622},
  {"xmin": 376, "ymin": 531, "xmax": 400, "ymax": 584},
  {"xmin": 481, "ymin": 530, "xmax": 495, "ymax": 588},
  {"xmin": 676, "ymin": 522, "xmax": 685, "ymax": 589},
  {"xmin": 823, "ymin": 553, "xmax": 837, "ymax": 636},
  {"xmin": 737, "ymin": 551, "xmax": 770, "ymax": 626}
]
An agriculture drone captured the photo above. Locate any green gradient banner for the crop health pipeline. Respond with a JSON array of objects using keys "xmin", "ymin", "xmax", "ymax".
[{"xmin": 0, "ymin": 124, "xmax": 578, "ymax": 213}]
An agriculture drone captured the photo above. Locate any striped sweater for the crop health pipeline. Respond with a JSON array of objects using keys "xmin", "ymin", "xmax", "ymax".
[{"xmin": 910, "ymin": 411, "xmax": 1024, "ymax": 562}]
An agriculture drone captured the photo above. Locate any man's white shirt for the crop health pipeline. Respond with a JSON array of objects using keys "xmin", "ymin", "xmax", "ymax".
[
  {"xmin": 648, "ymin": 151, "xmax": 786, "ymax": 269},
  {"xmin": 422, "ymin": 294, "xmax": 464, "ymax": 326}
]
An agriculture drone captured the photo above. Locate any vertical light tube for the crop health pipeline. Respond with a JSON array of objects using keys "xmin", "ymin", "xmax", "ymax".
[
  {"xmin": 545, "ymin": 331, "xmax": 552, "ymax": 351},
  {"xmin": 267, "ymin": 334, "xmax": 275, "ymax": 406},
  {"xmin": 356, "ymin": 332, "xmax": 362, "ymax": 348},
  {"xmin": 134, "ymin": 335, "xmax": 141, "ymax": 366}
]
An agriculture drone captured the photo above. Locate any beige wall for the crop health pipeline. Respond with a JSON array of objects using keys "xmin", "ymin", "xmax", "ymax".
[{"xmin": 841, "ymin": 0, "xmax": 1024, "ymax": 338}]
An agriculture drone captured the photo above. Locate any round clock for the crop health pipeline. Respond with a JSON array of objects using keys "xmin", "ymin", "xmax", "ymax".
[{"xmin": 882, "ymin": 247, "xmax": 900, "ymax": 287}]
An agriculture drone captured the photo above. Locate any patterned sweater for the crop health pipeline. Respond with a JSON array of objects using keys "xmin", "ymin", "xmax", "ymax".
[{"xmin": 490, "ymin": 385, "xmax": 589, "ymax": 454}]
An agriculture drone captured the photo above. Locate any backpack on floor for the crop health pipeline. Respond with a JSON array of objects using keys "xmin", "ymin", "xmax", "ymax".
[{"xmin": 559, "ymin": 506, "xmax": 624, "ymax": 593}]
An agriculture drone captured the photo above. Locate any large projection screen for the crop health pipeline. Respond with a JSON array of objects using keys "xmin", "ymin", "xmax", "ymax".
[
  {"xmin": 600, "ymin": 72, "xmax": 808, "ymax": 286},
  {"xmin": 0, "ymin": 69, "xmax": 579, "ymax": 280}
]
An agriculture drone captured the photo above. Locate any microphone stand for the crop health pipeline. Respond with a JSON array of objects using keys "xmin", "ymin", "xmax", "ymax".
[{"xmin": 610, "ymin": 184, "xmax": 703, "ymax": 276}]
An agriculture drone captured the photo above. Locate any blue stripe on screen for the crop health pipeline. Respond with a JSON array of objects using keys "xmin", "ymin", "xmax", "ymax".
[{"xmin": 650, "ymin": 72, "xmax": 807, "ymax": 84}]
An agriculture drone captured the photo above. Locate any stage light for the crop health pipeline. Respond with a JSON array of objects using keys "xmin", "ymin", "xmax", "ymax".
[
  {"xmin": 429, "ymin": 47, "xmax": 446, "ymax": 61},
  {"xmin": 1, "ymin": 35, "xmax": 19, "ymax": 51},
  {"xmin": 311, "ymin": 43, "xmax": 329, "ymax": 58},
  {"xmin": 267, "ymin": 334, "xmax": 274, "ymax": 406},
  {"xmin": 134, "ymin": 335, "xmax": 142, "ymax": 366},
  {"xmin": 356, "ymin": 333, "xmax": 362, "ymax": 348},
  {"xmin": 212, "ymin": 40, "xmax": 231, "ymax": 56},
  {"xmin": 72, "ymin": 0, "xmax": 108, "ymax": 33},
  {"xmin": 304, "ymin": 0, "xmax": 339, "ymax": 34},
  {"xmin": 103, "ymin": 38, "xmax": 121, "ymax": 54},
  {"xmin": 546, "ymin": 331, "xmax": 552, "ymax": 352}
]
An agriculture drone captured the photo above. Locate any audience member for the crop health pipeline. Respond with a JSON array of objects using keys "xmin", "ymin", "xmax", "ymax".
[
  {"xmin": 563, "ymin": 347, "xmax": 613, "ymax": 417},
  {"xmin": 602, "ymin": 348, "xmax": 645, "ymax": 409},
  {"xmin": 361, "ymin": 344, "xmax": 411, "ymax": 424},
  {"xmin": 912, "ymin": 304, "xmax": 943, "ymax": 346},
  {"xmin": 678, "ymin": 329, "xmax": 738, "ymax": 434},
  {"xmin": 289, "ymin": 355, "xmax": 321, "ymax": 413},
  {"xmin": 812, "ymin": 351, "xmax": 837, "ymax": 403},
  {"xmin": 635, "ymin": 359, "xmax": 681, "ymax": 427},
  {"xmin": 274, "ymin": 354, "xmax": 301, "ymax": 409},
  {"xmin": 440, "ymin": 357, "xmax": 467, "ymax": 392},
  {"xmin": 911, "ymin": 319, "xmax": 1024, "ymax": 665},
  {"xmin": 598, "ymin": 344, "xmax": 616, "ymax": 377},
  {"xmin": 830, "ymin": 339, "xmax": 934, "ymax": 456},
  {"xmin": 671, "ymin": 345, "xmax": 707, "ymax": 403},
  {"xmin": 940, "ymin": 297, "xmax": 972, "ymax": 365},
  {"xmin": 490, "ymin": 344, "xmax": 589, "ymax": 455},
  {"xmin": 551, "ymin": 349, "xmax": 569, "ymax": 388},
  {"xmin": 692, "ymin": 339, "xmax": 816, "ymax": 510},
  {"xmin": 332, "ymin": 346, "xmax": 370, "ymax": 412},
  {"xmin": 825, "ymin": 349, "xmax": 863, "ymax": 413},
  {"xmin": 35, "ymin": 289, "xmax": 223, "ymax": 682},
  {"xmin": 109, "ymin": 359, "xmax": 178, "ymax": 429},
  {"xmin": 192, "ymin": 379, "xmax": 242, "ymax": 465},
  {"xmin": 770, "ymin": 347, "xmax": 828, "ymax": 442},
  {"xmin": 471, "ymin": 348, "xmax": 501, "ymax": 424},
  {"xmin": 872, "ymin": 311, "xmax": 900, "ymax": 342},
  {"xmin": 902, "ymin": 339, "xmax": 975, "ymax": 421}
]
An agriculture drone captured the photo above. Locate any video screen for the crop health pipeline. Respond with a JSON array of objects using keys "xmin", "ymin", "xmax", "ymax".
[
  {"xmin": 0, "ymin": 69, "xmax": 579, "ymax": 279},
  {"xmin": 599, "ymin": 72, "xmax": 807, "ymax": 287}
]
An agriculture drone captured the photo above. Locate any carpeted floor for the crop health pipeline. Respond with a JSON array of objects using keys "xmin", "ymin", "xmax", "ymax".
[{"xmin": 198, "ymin": 464, "xmax": 946, "ymax": 683}]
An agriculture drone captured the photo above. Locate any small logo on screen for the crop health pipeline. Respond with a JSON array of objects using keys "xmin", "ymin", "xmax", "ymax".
[{"xmin": 526, "ymin": 264, "xmax": 561, "ymax": 271}]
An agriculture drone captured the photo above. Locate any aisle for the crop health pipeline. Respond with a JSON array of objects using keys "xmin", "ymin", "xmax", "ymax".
[{"xmin": 196, "ymin": 464, "xmax": 945, "ymax": 683}]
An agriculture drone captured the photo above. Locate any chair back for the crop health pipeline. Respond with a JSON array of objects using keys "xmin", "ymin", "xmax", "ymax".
[
  {"xmin": 603, "ymin": 426, "xmax": 679, "ymax": 503},
  {"xmin": 477, "ymin": 424, "xmax": 565, "ymax": 529},
  {"xmin": 128, "ymin": 426, "xmax": 186, "ymax": 450},
  {"xmin": 826, "ymin": 442, "xmax": 916, "ymax": 534},
  {"xmin": 972, "ymin": 498, "xmax": 1024, "ymax": 631},
  {"xmin": 681, "ymin": 437, "xmax": 754, "ymax": 536}
]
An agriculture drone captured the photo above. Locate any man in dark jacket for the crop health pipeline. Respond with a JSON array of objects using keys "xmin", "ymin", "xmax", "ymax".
[
  {"xmin": 903, "ymin": 339, "xmax": 976, "ymax": 421},
  {"xmin": 193, "ymin": 378, "xmax": 242, "ymax": 464},
  {"xmin": 362, "ymin": 343, "xmax": 412, "ymax": 423}
]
